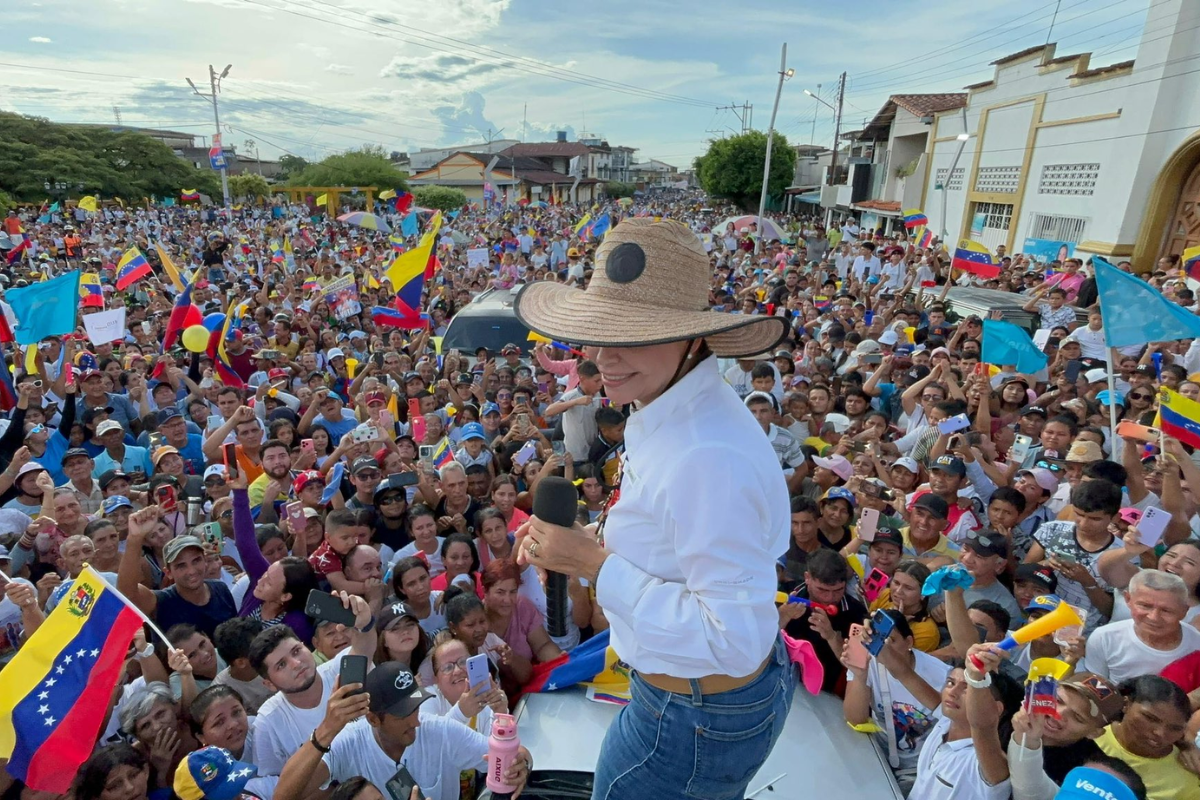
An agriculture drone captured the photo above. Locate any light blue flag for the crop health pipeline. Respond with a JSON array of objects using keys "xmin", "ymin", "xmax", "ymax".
[
  {"xmin": 7, "ymin": 270, "xmax": 81, "ymax": 345},
  {"xmin": 400, "ymin": 212, "xmax": 419, "ymax": 237},
  {"xmin": 1094, "ymin": 257, "xmax": 1200, "ymax": 347},
  {"xmin": 590, "ymin": 212, "xmax": 612, "ymax": 239},
  {"xmin": 982, "ymin": 319, "xmax": 1048, "ymax": 374}
]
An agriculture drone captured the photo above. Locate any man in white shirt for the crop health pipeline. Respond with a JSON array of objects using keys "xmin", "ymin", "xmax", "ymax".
[
  {"xmin": 833, "ymin": 242, "xmax": 855, "ymax": 281},
  {"xmin": 1062, "ymin": 307, "xmax": 1108, "ymax": 363},
  {"xmin": 1083, "ymin": 569, "xmax": 1200, "ymax": 682},
  {"xmin": 879, "ymin": 250, "xmax": 908, "ymax": 293},
  {"xmin": 275, "ymin": 662, "xmax": 531, "ymax": 800},
  {"xmin": 249, "ymin": 592, "xmax": 377, "ymax": 776},
  {"xmin": 543, "ymin": 360, "xmax": 603, "ymax": 463},
  {"xmin": 851, "ymin": 242, "xmax": 882, "ymax": 283}
]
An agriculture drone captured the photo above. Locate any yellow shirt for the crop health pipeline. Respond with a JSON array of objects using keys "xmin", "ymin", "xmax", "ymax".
[
  {"xmin": 900, "ymin": 527, "xmax": 962, "ymax": 561},
  {"xmin": 868, "ymin": 589, "xmax": 941, "ymax": 652},
  {"xmin": 1096, "ymin": 727, "xmax": 1200, "ymax": 800}
]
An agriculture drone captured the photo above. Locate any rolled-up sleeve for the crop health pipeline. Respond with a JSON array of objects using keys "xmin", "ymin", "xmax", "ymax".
[{"xmin": 595, "ymin": 445, "xmax": 782, "ymax": 678}]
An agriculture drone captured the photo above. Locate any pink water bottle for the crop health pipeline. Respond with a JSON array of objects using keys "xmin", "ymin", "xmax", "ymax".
[{"xmin": 486, "ymin": 713, "xmax": 520, "ymax": 797}]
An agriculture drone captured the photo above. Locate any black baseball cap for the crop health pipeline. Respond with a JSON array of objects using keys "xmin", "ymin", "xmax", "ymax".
[
  {"xmin": 365, "ymin": 662, "xmax": 433, "ymax": 718},
  {"xmin": 964, "ymin": 529, "xmax": 1009, "ymax": 559},
  {"xmin": 351, "ymin": 456, "xmax": 379, "ymax": 475},
  {"xmin": 1014, "ymin": 563, "xmax": 1058, "ymax": 593},
  {"xmin": 870, "ymin": 526, "xmax": 904, "ymax": 550},
  {"xmin": 1020, "ymin": 405, "xmax": 1048, "ymax": 419},
  {"xmin": 930, "ymin": 455, "xmax": 966, "ymax": 478},
  {"xmin": 912, "ymin": 493, "xmax": 949, "ymax": 519},
  {"xmin": 98, "ymin": 469, "xmax": 130, "ymax": 490}
]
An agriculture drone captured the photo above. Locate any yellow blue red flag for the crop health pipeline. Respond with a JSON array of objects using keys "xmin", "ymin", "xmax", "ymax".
[
  {"xmin": 1183, "ymin": 246, "xmax": 1200, "ymax": 281},
  {"xmin": 386, "ymin": 212, "xmax": 442, "ymax": 313},
  {"xmin": 951, "ymin": 239, "xmax": 1000, "ymax": 279},
  {"xmin": 115, "ymin": 248, "xmax": 153, "ymax": 291},
  {"xmin": 1158, "ymin": 387, "xmax": 1200, "ymax": 449},
  {"xmin": 0, "ymin": 566, "xmax": 144, "ymax": 792},
  {"xmin": 79, "ymin": 273, "xmax": 104, "ymax": 308}
]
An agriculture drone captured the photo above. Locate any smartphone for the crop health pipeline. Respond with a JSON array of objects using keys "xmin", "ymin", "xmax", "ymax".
[
  {"xmin": 848, "ymin": 440, "xmax": 867, "ymax": 454},
  {"xmin": 141, "ymin": 321, "xmax": 152, "ymax": 335},
  {"xmin": 472, "ymin": 373, "xmax": 483, "ymax": 386},
  {"xmin": 857, "ymin": 508, "xmax": 880, "ymax": 542},
  {"xmin": 1115, "ymin": 420, "xmax": 1161, "ymax": 443},
  {"xmin": 1010, "ymin": 433, "xmax": 1034, "ymax": 464},
  {"xmin": 863, "ymin": 567, "xmax": 890, "ymax": 604},
  {"xmin": 65, "ymin": 365, "xmax": 74, "ymax": 386},
  {"xmin": 1137, "ymin": 506, "xmax": 1171, "ymax": 548},
  {"xmin": 551, "ymin": 440, "xmax": 566, "ymax": 457},
  {"xmin": 537, "ymin": 382, "xmax": 549, "ymax": 393},
  {"xmin": 410, "ymin": 411, "xmax": 427, "ymax": 442},
  {"xmin": 304, "ymin": 589, "xmax": 358, "ymax": 627},
  {"xmin": 379, "ymin": 409, "xmax": 394, "ymax": 430},
  {"xmin": 385, "ymin": 765, "xmax": 425, "ymax": 800},
  {"xmin": 286, "ymin": 500, "xmax": 306, "ymax": 532},
  {"xmin": 300, "ymin": 438, "xmax": 315, "ymax": 458},
  {"xmin": 1065, "ymin": 359, "xmax": 1083, "ymax": 383},
  {"xmin": 223, "ymin": 443, "xmax": 239, "ymax": 480},
  {"xmin": 513, "ymin": 440, "xmax": 538, "ymax": 467},
  {"xmin": 352, "ymin": 425, "xmax": 380, "ymax": 444},
  {"xmin": 148, "ymin": 432, "xmax": 165, "ymax": 450},
  {"xmin": 154, "ymin": 484, "xmax": 178, "ymax": 514},
  {"xmin": 197, "ymin": 521, "xmax": 222, "ymax": 546},
  {"xmin": 372, "ymin": 352, "xmax": 384, "ymax": 369},
  {"xmin": 206, "ymin": 414, "xmax": 223, "ymax": 432},
  {"xmin": 866, "ymin": 609, "xmax": 898, "ymax": 657},
  {"xmin": 418, "ymin": 445, "xmax": 435, "ymax": 469},
  {"xmin": 861, "ymin": 354, "xmax": 882, "ymax": 365},
  {"xmin": 466, "ymin": 652, "xmax": 490, "ymax": 693},
  {"xmin": 339, "ymin": 654, "xmax": 368, "ymax": 694},
  {"xmin": 1049, "ymin": 549, "xmax": 1078, "ymax": 565},
  {"xmin": 937, "ymin": 413, "xmax": 972, "ymax": 435},
  {"xmin": 845, "ymin": 623, "xmax": 870, "ymax": 670},
  {"xmin": 517, "ymin": 413, "xmax": 530, "ymax": 428}
]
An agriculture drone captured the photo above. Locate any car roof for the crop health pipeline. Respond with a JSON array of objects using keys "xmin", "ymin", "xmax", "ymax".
[{"xmin": 514, "ymin": 686, "xmax": 903, "ymax": 800}]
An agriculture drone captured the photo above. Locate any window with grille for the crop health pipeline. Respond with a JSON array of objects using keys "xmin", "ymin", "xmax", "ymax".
[
  {"xmin": 976, "ymin": 202, "xmax": 1013, "ymax": 230},
  {"xmin": 975, "ymin": 166, "xmax": 1021, "ymax": 193},
  {"xmin": 1038, "ymin": 164, "xmax": 1099, "ymax": 196},
  {"xmin": 1028, "ymin": 213, "xmax": 1088, "ymax": 242}
]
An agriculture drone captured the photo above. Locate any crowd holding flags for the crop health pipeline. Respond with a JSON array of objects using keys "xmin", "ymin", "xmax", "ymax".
[
  {"xmin": 114, "ymin": 247, "xmax": 153, "ymax": 291},
  {"xmin": 951, "ymin": 238, "xmax": 1001, "ymax": 279}
]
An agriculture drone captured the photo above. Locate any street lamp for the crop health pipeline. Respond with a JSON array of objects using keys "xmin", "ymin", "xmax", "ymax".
[
  {"xmin": 804, "ymin": 89, "xmax": 836, "ymax": 111},
  {"xmin": 938, "ymin": 107, "xmax": 971, "ymax": 244},
  {"xmin": 756, "ymin": 44, "xmax": 793, "ymax": 254}
]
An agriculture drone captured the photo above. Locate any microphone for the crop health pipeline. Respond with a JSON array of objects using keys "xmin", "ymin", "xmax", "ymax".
[{"xmin": 532, "ymin": 475, "xmax": 577, "ymax": 638}]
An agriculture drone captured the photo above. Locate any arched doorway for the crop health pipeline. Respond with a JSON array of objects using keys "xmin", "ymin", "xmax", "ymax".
[{"xmin": 1163, "ymin": 160, "xmax": 1200, "ymax": 259}]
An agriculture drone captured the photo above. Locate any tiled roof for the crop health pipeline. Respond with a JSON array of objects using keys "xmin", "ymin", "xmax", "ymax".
[
  {"xmin": 890, "ymin": 93, "xmax": 967, "ymax": 117},
  {"xmin": 854, "ymin": 200, "xmax": 902, "ymax": 213},
  {"xmin": 990, "ymin": 45, "xmax": 1051, "ymax": 66},
  {"xmin": 499, "ymin": 142, "xmax": 591, "ymax": 158},
  {"xmin": 1074, "ymin": 59, "xmax": 1134, "ymax": 79}
]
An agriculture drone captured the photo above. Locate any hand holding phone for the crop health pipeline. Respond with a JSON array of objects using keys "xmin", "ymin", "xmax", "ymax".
[
  {"xmin": 466, "ymin": 653, "xmax": 490, "ymax": 693},
  {"xmin": 339, "ymin": 654, "xmax": 368, "ymax": 694},
  {"xmin": 845, "ymin": 623, "xmax": 870, "ymax": 670},
  {"xmin": 865, "ymin": 609, "xmax": 898, "ymax": 657},
  {"xmin": 154, "ymin": 484, "xmax": 178, "ymax": 514},
  {"xmin": 305, "ymin": 589, "xmax": 358, "ymax": 628},
  {"xmin": 857, "ymin": 508, "xmax": 880, "ymax": 543},
  {"xmin": 223, "ymin": 443, "xmax": 239, "ymax": 480},
  {"xmin": 1136, "ymin": 506, "xmax": 1171, "ymax": 548}
]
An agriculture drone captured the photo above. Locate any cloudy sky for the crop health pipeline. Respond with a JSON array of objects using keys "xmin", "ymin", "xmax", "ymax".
[{"xmin": 1, "ymin": 0, "xmax": 1155, "ymax": 168}]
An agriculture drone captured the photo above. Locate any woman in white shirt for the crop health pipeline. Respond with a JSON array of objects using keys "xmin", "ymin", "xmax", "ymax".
[{"xmin": 512, "ymin": 218, "xmax": 795, "ymax": 800}]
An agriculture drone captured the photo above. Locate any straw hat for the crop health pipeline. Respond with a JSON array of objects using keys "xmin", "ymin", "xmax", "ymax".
[{"xmin": 514, "ymin": 218, "xmax": 788, "ymax": 358}]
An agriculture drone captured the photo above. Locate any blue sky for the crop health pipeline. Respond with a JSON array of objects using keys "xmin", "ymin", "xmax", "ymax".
[{"xmin": 0, "ymin": 0, "xmax": 1154, "ymax": 168}]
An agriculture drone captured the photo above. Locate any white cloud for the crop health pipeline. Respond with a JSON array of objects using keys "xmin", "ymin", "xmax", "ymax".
[
  {"xmin": 325, "ymin": 63, "xmax": 354, "ymax": 75},
  {"xmin": 28, "ymin": 36, "xmax": 52, "ymax": 43}
]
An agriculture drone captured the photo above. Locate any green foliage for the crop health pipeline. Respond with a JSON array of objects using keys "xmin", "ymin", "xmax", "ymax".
[
  {"xmin": 228, "ymin": 172, "xmax": 271, "ymax": 200},
  {"xmin": 603, "ymin": 181, "xmax": 636, "ymax": 198},
  {"xmin": 277, "ymin": 154, "xmax": 309, "ymax": 179},
  {"xmin": 693, "ymin": 130, "xmax": 796, "ymax": 211},
  {"xmin": 412, "ymin": 185, "xmax": 467, "ymax": 212},
  {"xmin": 287, "ymin": 146, "xmax": 408, "ymax": 191},
  {"xmin": 0, "ymin": 112, "xmax": 220, "ymax": 202},
  {"xmin": 0, "ymin": 190, "xmax": 12, "ymax": 216}
]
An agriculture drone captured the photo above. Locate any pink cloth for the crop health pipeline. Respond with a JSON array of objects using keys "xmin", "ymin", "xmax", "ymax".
[
  {"xmin": 536, "ymin": 349, "xmax": 579, "ymax": 391},
  {"xmin": 503, "ymin": 595, "xmax": 545, "ymax": 661},
  {"xmin": 782, "ymin": 631, "xmax": 824, "ymax": 695}
]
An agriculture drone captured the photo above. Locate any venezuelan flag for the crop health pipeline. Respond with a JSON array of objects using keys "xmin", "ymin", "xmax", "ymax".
[
  {"xmin": 1183, "ymin": 246, "xmax": 1200, "ymax": 281},
  {"xmin": 302, "ymin": 278, "xmax": 321, "ymax": 292},
  {"xmin": 572, "ymin": 213, "xmax": 592, "ymax": 237},
  {"xmin": 523, "ymin": 629, "xmax": 620, "ymax": 694},
  {"xmin": 79, "ymin": 273, "xmax": 104, "ymax": 308},
  {"xmin": 5, "ymin": 235, "xmax": 29, "ymax": 266},
  {"xmin": 283, "ymin": 236, "xmax": 296, "ymax": 272},
  {"xmin": 1158, "ymin": 387, "xmax": 1200, "ymax": 449},
  {"xmin": 389, "ymin": 233, "xmax": 406, "ymax": 252},
  {"xmin": 208, "ymin": 299, "xmax": 244, "ymax": 387},
  {"xmin": 386, "ymin": 212, "xmax": 442, "ymax": 313},
  {"xmin": 154, "ymin": 243, "xmax": 187, "ymax": 292},
  {"xmin": 370, "ymin": 305, "xmax": 423, "ymax": 329},
  {"xmin": 180, "ymin": 189, "xmax": 200, "ymax": 202},
  {"xmin": 115, "ymin": 247, "xmax": 153, "ymax": 291},
  {"xmin": 269, "ymin": 240, "xmax": 284, "ymax": 264},
  {"xmin": 162, "ymin": 281, "xmax": 195, "ymax": 351},
  {"xmin": 951, "ymin": 239, "xmax": 1001, "ymax": 279},
  {"xmin": 902, "ymin": 209, "xmax": 928, "ymax": 230},
  {"xmin": 915, "ymin": 225, "xmax": 934, "ymax": 249},
  {"xmin": 432, "ymin": 437, "xmax": 453, "ymax": 469},
  {"xmin": 527, "ymin": 331, "xmax": 584, "ymax": 357},
  {"xmin": 0, "ymin": 567, "xmax": 143, "ymax": 792}
]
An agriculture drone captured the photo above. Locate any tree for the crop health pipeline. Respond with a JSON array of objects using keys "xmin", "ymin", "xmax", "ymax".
[
  {"xmin": 0, "ymin": 112, "xmax": 220, "ymax": 202},
  {"xmin": 693, "ymin": 131, "xmax": 795, "ymax": 211},
  {"xmin": 278, "ymin": 154, "xmax": 309, "ymax": 180},
  {"xmin": 228, "ymin": 172, "xmax": 271, "ymax": 201},
  {"xmin": 287, "ymin": 145, "xmax": 408, "ymax": 192},
  {"xmin": 603, "ymin": 181, "xmax": 636, "ymax": 198},
  {"xmin": 412, "ymin": 185, "xmax": 466, "ymax": 212},
  {"xmin": 0, "ymin": 190, "xmax": 12, "ymax": 216}
]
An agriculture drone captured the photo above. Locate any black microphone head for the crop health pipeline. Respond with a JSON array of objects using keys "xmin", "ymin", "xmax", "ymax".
[{"xmin": 532, "ymin": 475, "xmax": 579, "ymax": 528}]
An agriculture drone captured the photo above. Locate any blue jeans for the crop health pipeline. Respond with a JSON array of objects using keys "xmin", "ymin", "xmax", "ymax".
[{"xmin": 592, "ymin": 636, "xmax": 795, "ymax": 800}]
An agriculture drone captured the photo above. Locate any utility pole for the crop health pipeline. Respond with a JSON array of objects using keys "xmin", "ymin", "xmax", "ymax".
[
  {"xmin": 187, "ymin": 64, "xmax": 232, "ymax": 209},
  {"xmin": 755, "ymin": 44, "xmax": 793, "ymax": 254},
  {"xmin": 716, "ymin": 103, "xmax": 754, "ymax": 134},
  {"xmin": 829, "ymin": 71, "xmax": 846, "ymax": 186}
]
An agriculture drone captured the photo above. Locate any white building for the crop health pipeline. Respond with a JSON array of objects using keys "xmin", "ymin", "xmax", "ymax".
[{"xmin": 923, "ymin": 0, "xmax": 1200, "ymax": 270}]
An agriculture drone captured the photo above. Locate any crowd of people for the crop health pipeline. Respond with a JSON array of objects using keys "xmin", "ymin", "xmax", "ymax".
[{"xmin": 0, "ymin": 190, "xmax": 1197, "ymax": 800}]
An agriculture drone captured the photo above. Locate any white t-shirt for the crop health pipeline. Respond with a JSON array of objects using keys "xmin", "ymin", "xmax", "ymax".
[
  {"xmin": 910, "ymin": 715, "xmax": 1011, "ymax": 800},
  {"xmin": 847, "ymin": 650, "xmax": 950, "ymax": 770},
  {"xmin": 1082, "ymin": 619, "xmax": 1200, "ymax": 683},
  {"xmin": 253, "ymin": 648, "xmax": 350, "ymax": 776},
  {"xmin": 321, "ymin": 715, "xmax": 487, "ymax": 800},
  {"xmin": 393, "ymin": 540, "xmax": 445, "ymax": 578}
]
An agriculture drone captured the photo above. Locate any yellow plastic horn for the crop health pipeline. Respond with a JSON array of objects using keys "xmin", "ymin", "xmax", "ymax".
[
  {"xmin": 1001, "ymin": 600, "xmax": 1082, "ymax": 651},
  {"xmin": 1027, "ymin": 658, "xmax": 1072, "ymax": 683}
]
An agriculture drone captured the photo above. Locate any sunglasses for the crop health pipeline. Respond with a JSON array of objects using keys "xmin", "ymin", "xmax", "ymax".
[
  {"xmin": 378, "ymin": 494, "xmax": 405, "ymax": 506},
  {"xmin": 1129, "ymin": 393, "xmax": 1153, "ymax": 401},
  {"xmin": 966, "ymin": 530, "xmax": 1002, "ymax": 548},
  {"xmin": 1034, "ymin": 460, "xmax": 1063, "ymax": 473}
]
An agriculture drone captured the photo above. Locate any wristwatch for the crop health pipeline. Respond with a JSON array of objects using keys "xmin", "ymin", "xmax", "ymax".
[{"xmin": 310, "ymin": 730, "xmax": 331, "ymax": 754}]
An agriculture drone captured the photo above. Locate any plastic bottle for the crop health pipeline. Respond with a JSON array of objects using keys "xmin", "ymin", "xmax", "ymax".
[{"xmin": 485, "ymin": 713, "xmax": 520, "ymax": 798}]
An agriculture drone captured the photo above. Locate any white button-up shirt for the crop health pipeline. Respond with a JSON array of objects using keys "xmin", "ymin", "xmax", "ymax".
[{"xmin": 595, "ymin": 356, "xmax": 790, "ymax": 678}]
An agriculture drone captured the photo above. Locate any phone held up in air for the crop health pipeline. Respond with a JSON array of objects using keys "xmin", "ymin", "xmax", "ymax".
[
  {"xmin": 866, "ymin": 608, "xmax": 898, "ymax": 657},
  {"xmin": 223, "ymin": 443, "xmax": 239, "ymax": 480},
  {"xmin": 845, "ymin": 623, "xmax": 870, "ymax": 670},
  {"xmin": 304, "ymin": 589, "xmax": 358, "ymax": 628},
  {"xmin": 339, "ymin": 654, "xmax": 368, "ymax": 694},
  {"xmin": 286, "ymin": 501, "xmax": 306, "ymax": 533},
  {"xmin": 154, "ymin": 484, "xmax": 178, "ymax": 514},
  {"xmin": 466, "ymin": 652, "xmax": 490, "ymax": 693}
]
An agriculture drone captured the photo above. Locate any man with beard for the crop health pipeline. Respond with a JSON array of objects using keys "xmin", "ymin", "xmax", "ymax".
[
  {"xmin": 248, "ymin": 439, "xmax": 294, "ymax": 511},
  {"xmin": 248, "ymin": 592, "xmax": 376, "ymax": 777}
]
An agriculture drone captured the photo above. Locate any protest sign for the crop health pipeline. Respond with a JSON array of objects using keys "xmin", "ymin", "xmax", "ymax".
[
  {"xmin": 82, "ymin": 308, "xmax": 127, "ymax": 344},
  {"xmin": 322, "ymin": 275, "xmax": 361, "ymax": 320},
  {"xmin": 467, "ymin": 248, "xmax": 489, "ymax": 269}
]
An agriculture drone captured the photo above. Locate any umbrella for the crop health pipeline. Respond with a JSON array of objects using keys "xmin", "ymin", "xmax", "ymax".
[
  {"xmin": 337, "ymin": 211, "xmax": 392, "ymax": 233},
  {"xmin": 529, "ymin": 200, "xmax": 548, "ymax": 208},
  {"xmin": 617, "ymin": 197, "xmax": 633, "ymax": 207},
  {"xmin": 716, "ymin": 215, "xmax": 785, "ymax": 241}
]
